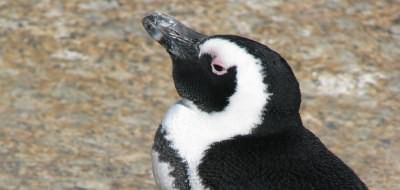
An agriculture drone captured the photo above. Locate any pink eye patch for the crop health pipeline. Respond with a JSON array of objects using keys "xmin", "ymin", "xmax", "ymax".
[{"xmin": 211, "ymin": 56, "xmax": 227, "ymax": 75}]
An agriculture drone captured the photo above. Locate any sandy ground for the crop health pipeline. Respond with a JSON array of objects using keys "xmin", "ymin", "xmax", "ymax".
[{"xmin": 0, "ymin": 0, "xmax": 399, "ymax": 189}]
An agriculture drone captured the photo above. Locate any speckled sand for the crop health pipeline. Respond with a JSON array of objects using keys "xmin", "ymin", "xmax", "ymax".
[{"xmin": 0, "ymin": 0, "xmax": 399, "ymax": 189}]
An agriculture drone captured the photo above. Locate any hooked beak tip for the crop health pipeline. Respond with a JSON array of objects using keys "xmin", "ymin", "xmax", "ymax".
[
  {"xmin": 142, "ymin": 12, "xmax": 207, "ymax": 57},
  {"xmin": 142, "ymin": 12, "xmax": 179, "ymax": 41}
]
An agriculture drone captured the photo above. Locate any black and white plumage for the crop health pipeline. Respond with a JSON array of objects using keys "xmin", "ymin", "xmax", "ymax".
[{"xmin": 143, "ymin": 12, "xmax": 368, "ymax": 190}]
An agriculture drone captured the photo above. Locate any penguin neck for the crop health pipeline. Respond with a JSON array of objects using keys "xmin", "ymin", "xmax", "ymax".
[{"xmin": 252, "ymin": 108, "xmax": 304, "ymax": 136}]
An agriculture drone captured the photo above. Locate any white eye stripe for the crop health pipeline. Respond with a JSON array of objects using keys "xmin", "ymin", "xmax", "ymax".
[{"xmin": 199, "ymin": 39, "xmax": 244, "ymax": 69}]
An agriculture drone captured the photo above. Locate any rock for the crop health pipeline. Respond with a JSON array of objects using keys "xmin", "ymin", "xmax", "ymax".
[
  {"xmin": 326, "ymin": 122, "xmax": 337, "ymax": 129},
  {"xmin": 78, "ymin": 0, "xmax": 120, "ymax": 11},
  {"xmin": 51, "ymin": 84, "xmax": 91, "ymax": 103},
  {"xmin": 75, "ymin": 180, "xmax": 110, "ymax": 190},
  {"xmin": 51, "ymin": 50, "xmax": 89, "ymax": 61}
]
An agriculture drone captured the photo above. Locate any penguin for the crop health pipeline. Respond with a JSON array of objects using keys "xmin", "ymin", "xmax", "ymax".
[{"xmin": 142, "ymin": 12, "xmax": 368, "ymax": 190}]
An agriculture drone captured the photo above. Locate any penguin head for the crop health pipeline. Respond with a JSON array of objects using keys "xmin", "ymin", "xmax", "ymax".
[{"xmin": 143, "ymin": 13, "xmax": 301, "ymax": 118}]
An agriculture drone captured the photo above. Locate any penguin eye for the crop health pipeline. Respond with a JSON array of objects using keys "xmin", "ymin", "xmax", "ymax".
[
  {"xmin": 211, "ymin": 61, "xmax": 228, "ymax": 75},
  {"xmin": 199, "ymin": 53, "xmax": 228, "ymax": 75},
  {"xmin": 212, "ymin": 64, "xmax": 224, "ymax": 72}
]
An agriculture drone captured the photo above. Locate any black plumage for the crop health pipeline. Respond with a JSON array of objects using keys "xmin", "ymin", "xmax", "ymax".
[{"xmin": 143, "ymin": 12, "xmax": 368, "ymax": 190}]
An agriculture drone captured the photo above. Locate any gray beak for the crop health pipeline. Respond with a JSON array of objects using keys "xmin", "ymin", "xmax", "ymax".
[{"xmin": 142, "ymin": 12, "xmax": 207, "ymax": 58}]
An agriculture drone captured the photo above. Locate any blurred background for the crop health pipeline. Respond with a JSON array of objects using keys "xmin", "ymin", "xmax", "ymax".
[{"xmin": 0, "ymin": 0, "xmax": 399, "ymax": 189}]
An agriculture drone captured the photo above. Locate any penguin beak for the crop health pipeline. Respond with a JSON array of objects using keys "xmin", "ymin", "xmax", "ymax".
[{"xmin": 142, "ymin": 12, "xmax": 207, "ymax": 59}]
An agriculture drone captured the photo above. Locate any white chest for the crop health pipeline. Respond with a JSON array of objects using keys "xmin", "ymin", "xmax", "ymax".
[{"xmin": 160, "ymin": 98, "xmax": 266, "ymax": 190}]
